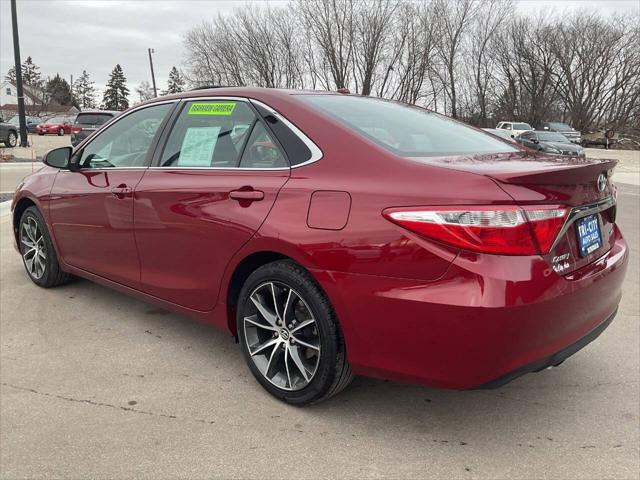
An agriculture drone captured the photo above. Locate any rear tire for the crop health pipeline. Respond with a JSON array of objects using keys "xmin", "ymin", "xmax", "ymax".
[
  {"xmin": 18, "ymin": 206, "xmax": 71, "ymax": 288},
  {"xmin": 58, "ymin": 128, "xmax": 64, "ymax": 136},
  {"xmin": 237, "ymin": 260, "xmax": 353, "ymax": 405}
]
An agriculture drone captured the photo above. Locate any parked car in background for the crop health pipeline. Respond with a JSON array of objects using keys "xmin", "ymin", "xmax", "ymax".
[
  {"xmin": 12, "ymin": 88, "xmax": 626, "ymax": 405},
  {"xmin": 0, "ymin": 119, "xmax": 18, "ymax": 147},
  {"xmin": 482, "ymin": 128, "xmax": 517, "ymax": 143},
  {"xmin": 516, "ymin": 131, "xmax": 586, "ymax": 157},
  {"xmin": 7, "ymin": 115, "xmax": 40, "ymax": 133},
  {"xmin": 36, "ymin": 117, "xmax": 73, "ymax": 136},
  {"xmin": 539, "ymin": 122, "xmax": 581, "ymax": 144},
  {"xmin": 71, "ymin": 110, "xmax": 120, "ymax": 146},
  {"xmin": 496, "ymin": 121, "xmax": 533, "ymax": 138},
  {"xmin": 581, "ymin": 129, "xmax": 618, "ymax": 148}
]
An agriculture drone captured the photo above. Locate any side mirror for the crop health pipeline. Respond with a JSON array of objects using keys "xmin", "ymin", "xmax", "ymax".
[{"xmin": 43, "ymin": 146, "xmax": 72, "ymax": 169}]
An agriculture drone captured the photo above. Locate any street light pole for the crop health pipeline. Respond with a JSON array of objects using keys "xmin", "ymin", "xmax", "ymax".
[
  {"xmin": 10, "ymin": 0, "xmax": 27, "ymax": 147},
  {"xmin": 148, "ymin": 48, "xmax": 158, "ymax": 98}
]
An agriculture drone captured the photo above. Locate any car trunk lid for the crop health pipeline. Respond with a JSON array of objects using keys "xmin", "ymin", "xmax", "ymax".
[{"xmin": 422, "ymin": 152, "xmax": 617, "ymax": 275}]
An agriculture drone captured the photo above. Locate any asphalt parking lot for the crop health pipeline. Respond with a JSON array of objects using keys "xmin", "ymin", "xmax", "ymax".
[{"xmin": 0, "ymin": 182, "xmax": 638, "ymax": 479}]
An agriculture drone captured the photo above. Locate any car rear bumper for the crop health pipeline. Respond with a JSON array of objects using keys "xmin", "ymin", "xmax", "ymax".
[
  {"xmin": 312, "ymin": 227, "xmax": 628, "ymax": 389},
  {"xmin": 477, "ymin": 307, "xmax": 616, "ymax": 389}
]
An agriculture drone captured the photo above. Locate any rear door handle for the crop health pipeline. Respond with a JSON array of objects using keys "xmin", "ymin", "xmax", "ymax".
[
  {"xmin": 229, "ymin": 189, "xmax": 264, "ymax": 202},
  {"xmin": 111, "ymin": 184, "xmax": 133, "ymax": 199}
]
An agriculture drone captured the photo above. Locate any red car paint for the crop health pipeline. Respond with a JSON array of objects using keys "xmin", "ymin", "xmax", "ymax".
[
  {"xmin": 12, "ymin": 88, "xmax": 628, "ymax": 389},
  {"xmin": 36, "ymin": 117, "xmax": 72, "ymax": 135}
]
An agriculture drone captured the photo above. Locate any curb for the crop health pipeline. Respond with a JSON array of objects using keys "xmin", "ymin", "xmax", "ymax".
[{"xmin": 0, "ymin": 199, "xmax": 12, "ymax": 218}]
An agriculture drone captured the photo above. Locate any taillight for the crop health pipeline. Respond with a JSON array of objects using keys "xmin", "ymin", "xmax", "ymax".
[
  {"xmin": 383, "ymin": 205, "xmax": 568, "ymax": 255},
  {"xmin": 71, "ymin": 127, "xmax": 82, "ymax": 134}
]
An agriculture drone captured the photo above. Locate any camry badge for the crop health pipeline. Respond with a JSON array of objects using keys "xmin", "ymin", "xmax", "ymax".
[{"xmin": 597, "ymin": 174, "xmax": 607, "ymax": 192}]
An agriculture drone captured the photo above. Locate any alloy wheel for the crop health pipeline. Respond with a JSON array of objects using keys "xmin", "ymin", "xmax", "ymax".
[
  {"xmin": 20, "ymin": 216, "xmax": 46, "ymax": 280},
  {"xmin": 243, "ymin": 281, "xmax": 321, "ymax": 391},
  {"xmin": 7, "ymin": 132, "xmax": 17, "ymax": 147}
]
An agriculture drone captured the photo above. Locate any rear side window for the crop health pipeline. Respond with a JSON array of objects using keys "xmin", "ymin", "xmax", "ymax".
[
  {"xmin": 160, "ymin": 100, "xmax": 263, "ymax": 168},
  {"xmin": 253, "ymin": 103, "xmax": 312, "ymax": 166},
  {"xmin": 75, "ymin": 113, "xmax": 113, "ymax": 125},
  {"xmin": 239, "ymin": 122, "xmax": 287, "ymax": 168},
  {"xmin": 298, "ymin": 95, "xmax": 517, "ymax": 157}
]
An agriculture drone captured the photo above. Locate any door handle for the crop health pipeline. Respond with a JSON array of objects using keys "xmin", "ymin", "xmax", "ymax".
[
  {"xmin": 111, "ymin": 184, "xmax": 133, "ymax": 199},
  {"xmin": 229, "ymin": 189, "xmax": 264, "ymax": 202}
]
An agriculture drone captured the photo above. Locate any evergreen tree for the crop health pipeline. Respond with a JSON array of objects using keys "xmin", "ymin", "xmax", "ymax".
[
  {"xmin": 21, "ymin": 57, "xmax": 42, "ymax": 87},
  {"xmin": 45, "ymin": 74, "xmax": 72, "ymax": 105},
  {"xmin": 166, "ymin": 66, "xmax": 185, "ymax": 94},
  {"xmin": 5, "ymin": 66, "xmax": 16, "ymax": 83},
  {"xmin": 73, "ymin": 70, "xmax": 96, "ymax": 109},
  {"xmin": 102, "ymin": 64, "xmax": 129, "ymax": 111}
]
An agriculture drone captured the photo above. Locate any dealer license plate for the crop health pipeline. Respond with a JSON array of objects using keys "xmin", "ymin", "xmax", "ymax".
[{"xmin": 576, "ymin": 214, "xmax": 602, "ymax": 257}]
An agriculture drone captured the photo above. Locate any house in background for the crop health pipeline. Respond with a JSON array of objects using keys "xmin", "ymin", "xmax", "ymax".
[{"xmin": 0, "ymin": 80, "xmax": 78, "ymax": 121}]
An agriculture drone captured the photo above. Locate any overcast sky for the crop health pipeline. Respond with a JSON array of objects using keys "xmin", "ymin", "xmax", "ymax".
[{"xmin": 0, "ymin": 0, "xmax": 637, "ymax": 100}]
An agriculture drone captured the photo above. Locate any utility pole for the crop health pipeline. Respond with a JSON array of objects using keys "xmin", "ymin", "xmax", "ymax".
[
  {"xmin": 148, "ymin": 48, "xmax": 157, "ymax": 98},
  {"xmin": 10, "ymin": 0, "xmax": 27, "ymax": 147}
]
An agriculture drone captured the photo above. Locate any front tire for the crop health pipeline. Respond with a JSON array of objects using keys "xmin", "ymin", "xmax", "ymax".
[
  {"xmin": 237, "ymin": 260, "xmax": 352, "ymax": 405},
  {"xmin": 19, "ymin": 206, "xmax": 71, "ymax": 287},
  {"xmin": 58, "ymin": 128, "xmax": 64, "ymax": 136}
]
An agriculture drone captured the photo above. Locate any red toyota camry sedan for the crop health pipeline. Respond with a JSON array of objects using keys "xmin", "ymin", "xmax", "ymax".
[{"xmin": 11, "ymin": 88, "xmax": 628, "ymax": 405}]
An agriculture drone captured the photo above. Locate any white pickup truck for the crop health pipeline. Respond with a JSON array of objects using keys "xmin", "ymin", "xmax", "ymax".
[{"xmin": 496, "ymin": 121, "xmax": 534, "ymax": 139}]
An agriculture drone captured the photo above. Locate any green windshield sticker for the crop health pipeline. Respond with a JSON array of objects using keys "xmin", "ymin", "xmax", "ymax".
[{"xmin": 188, "ymin": 102, "xmax": 236, "ymax": 116}]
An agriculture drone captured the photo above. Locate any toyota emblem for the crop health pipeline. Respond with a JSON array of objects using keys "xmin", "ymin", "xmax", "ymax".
[{"xmin": 597, "ymin": 174, "xmax": 607, "ymax": 192}]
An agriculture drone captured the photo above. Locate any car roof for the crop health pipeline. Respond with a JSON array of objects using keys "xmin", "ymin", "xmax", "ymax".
[{"xmin": 142, "ymin": 86, "xmax": 341, "ymax": 105}]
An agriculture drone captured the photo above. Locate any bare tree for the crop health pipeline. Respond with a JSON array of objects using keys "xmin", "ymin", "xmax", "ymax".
[
  {"xmin": 493, "ymin": 14, "xmax": 560, "ymax": 126},
  {"xmin": 180, "ymin": 0, "xmax": 639, "ymax": 132},
  {"xmin": 552, "ymin": 12, "xmax": 640, "ymax": 130},
  {"xmin": 351, "ymin": 0, "xmax": 398, "ymax": 95},
  {"xmin": 465, "ymin": 0, "xmax": 513, "ymax": 125},
  {"xmin": 297, "ymin": 0, "xmax": 356, "ymax": 89},
  {"xmin": 432, "ymin": 0, "xmax": 477, "ymax": 118}
]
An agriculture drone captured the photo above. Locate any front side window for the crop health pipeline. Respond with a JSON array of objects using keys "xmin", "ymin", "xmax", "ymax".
[
  {"xmin": 160, "ymin": 100, "xmax": 258, "ymax": 168},
  {"xmin": 298, "ymin": 95, "xmax": 517, "ymax": 157},
  {"xmin": 78, "ymin": 103, "xmax": 172, "ymax": 169}
]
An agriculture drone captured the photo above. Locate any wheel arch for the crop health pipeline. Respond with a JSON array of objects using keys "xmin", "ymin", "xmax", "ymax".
[
  {"xmin": 12, "ymin": 196, "xmax": 38, "ymax": 243},
  {"xmin": 225, "ymin": 251, "xmax": 290, "ymax": 336}
]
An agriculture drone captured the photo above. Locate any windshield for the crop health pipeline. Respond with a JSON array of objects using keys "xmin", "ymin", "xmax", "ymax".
[
  {"xmin": 75, "ymin": 113, "xmax": 113, "ymax": 126},
  {"xmin": 298, "ymin": 95, "xmax": 517, "ymax": 157},
  {"xmin": 538, "ymin": 132, "xmax": 570, "ymax": 142},
  {"xmin": 512, "ymin": 123, "xmax": 532, "ymax": 130},
  {"xmin": 45, "ymin": 117, "xmax": 65, "ymax": 124},
  {"xmin": 548, "ymin": 122, "xmax": 573, "ymax": 131}
]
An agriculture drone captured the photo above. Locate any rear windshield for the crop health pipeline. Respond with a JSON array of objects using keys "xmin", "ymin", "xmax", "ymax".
[
  {"xmin": 297, "ymin": 95, "xmax": 517, "ymax": 157},
  {"xmin": 512, "ymin": 123, "xmax": 532, "ymax": 130},
  {"xmin": 75, "ymin": 113, "xmax": 113, "ymax": 125},
  {"xmin": 538, "ymin": 132, "xmax": 569, "ymax": 142}
]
